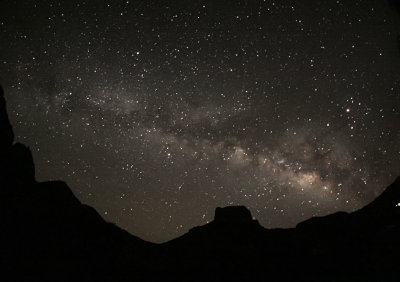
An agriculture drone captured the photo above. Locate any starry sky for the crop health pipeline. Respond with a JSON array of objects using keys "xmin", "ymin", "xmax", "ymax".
[{"xmin": 1, "ymin": 0, "xmax": 400, "ymax": 243}]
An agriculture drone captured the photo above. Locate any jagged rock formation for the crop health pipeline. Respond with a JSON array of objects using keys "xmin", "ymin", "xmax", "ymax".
[
  {"xmin": 1, "ymin": 85, "xmax": 399, "ymax": 281},
  {"xmin": 0, "ymin": 86, "xmax": 155, "ymax": 281}
]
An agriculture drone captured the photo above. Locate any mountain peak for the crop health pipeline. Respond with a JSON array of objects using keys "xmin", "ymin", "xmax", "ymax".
[{"xmin": 214, "ymin": 206, "xmax": 253, "ymax": 223}]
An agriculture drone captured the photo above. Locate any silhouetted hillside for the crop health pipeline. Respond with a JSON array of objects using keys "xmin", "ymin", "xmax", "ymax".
[
  {"xmin": 1, "ymin": 84, "xmax": 399, "ymax": 281},
  {"xmin": 0, "ymin": 86, "xmax": 155, "ymax": 281},
  {"xmin": 158, "ymin": 188, "xmax": 400, "ymax": 282}
]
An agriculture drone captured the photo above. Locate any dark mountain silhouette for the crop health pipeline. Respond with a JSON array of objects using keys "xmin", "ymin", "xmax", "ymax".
[
  {"xmin": 1, "ymin": 84, "xmax": 399, "ymax": 281},
  {"xmin": 0, "ymin": 86, "xmax": 155, "ymax": 281},
  {"xmin": 159, "ymin": 184, "xmax": 400, "ymax": 282}
]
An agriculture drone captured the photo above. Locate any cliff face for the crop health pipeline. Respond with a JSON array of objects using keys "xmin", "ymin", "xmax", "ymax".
[
  {"xmin": 1, "ymin": 85, "xmax": 399, "ymax": 281},
  {"xmin": 0, "ymin": 86, "xmax": 14, "ymax": 151},
  {"xmin": 0, "ymin": 86, "xmax": 154, "ymax": 282}
]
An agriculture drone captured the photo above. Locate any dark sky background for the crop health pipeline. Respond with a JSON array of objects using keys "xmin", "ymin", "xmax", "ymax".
[{"xmin": 1, "ymin": 0, "xmax": 399, "ymax": 243}]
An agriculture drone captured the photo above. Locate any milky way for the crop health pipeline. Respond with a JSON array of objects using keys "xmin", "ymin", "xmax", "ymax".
[{"xmin": 1, "ymin": 0, "xmax": 400, "ymax": 242}]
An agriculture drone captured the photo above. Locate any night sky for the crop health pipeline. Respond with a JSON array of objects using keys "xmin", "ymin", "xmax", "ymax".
[{"xmin": 1, "ymin": 0, "xmax": 399, "ymax": 243}]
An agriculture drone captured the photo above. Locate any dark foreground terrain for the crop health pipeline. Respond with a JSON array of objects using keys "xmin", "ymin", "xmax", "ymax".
[{"xmin": 1, "ymin": 86, "xmax": 399, "ymax": 281}]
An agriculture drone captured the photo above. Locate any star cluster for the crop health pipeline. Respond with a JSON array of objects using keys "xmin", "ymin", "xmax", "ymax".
[{"xmin": 1, "ymin": 0, "xmax": 400, "ymax": 242}]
